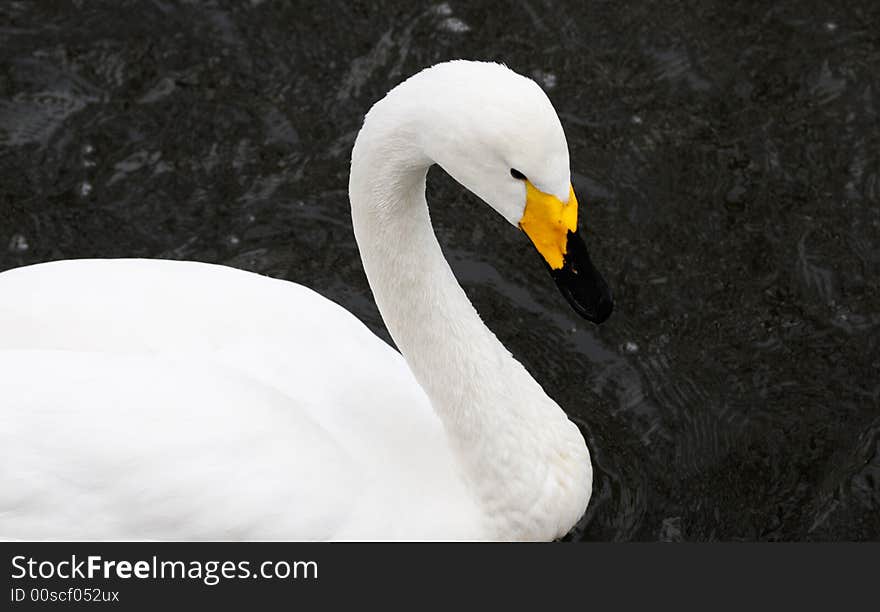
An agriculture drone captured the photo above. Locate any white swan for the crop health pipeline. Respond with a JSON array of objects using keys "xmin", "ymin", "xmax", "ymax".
[{"xmin": 0, "ymin": 60, "xmax": 612, "ymax": 541}]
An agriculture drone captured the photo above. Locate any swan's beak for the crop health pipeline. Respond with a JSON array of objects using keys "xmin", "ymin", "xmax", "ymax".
[{"xmin": 519, "ymin": 182, "xmax": 613, "ymax": 324}]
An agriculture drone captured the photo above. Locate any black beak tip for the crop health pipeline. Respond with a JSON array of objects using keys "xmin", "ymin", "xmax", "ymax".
[
  {"xmin": 548, "ymin": 230, "xmax": 614, "ymax": 326},
  {"xmin": 591, "ymin": 289, "xmax": 614, "ymax": 325},
  {"xmin": 561, "ymin": 277, "xmax": 613, "ymax": 325}
]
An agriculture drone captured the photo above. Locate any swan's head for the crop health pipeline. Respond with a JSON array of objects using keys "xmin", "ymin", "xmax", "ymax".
[{"xmin": 365, "ymin": 60, "xmax": 613, "ymax": 324}]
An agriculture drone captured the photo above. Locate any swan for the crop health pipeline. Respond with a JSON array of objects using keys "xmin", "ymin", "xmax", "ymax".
[{"xmin": 0, "ymin": 60, "xmax": 612, "ymax": 541}]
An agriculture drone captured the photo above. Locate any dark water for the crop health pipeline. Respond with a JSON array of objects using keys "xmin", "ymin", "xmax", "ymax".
[{"xmin": 1, "ymin": 1, "xmax": 878, "ymax": 541}]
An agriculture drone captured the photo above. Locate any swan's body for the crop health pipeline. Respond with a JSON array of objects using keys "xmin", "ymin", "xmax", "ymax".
[
  {"xmin": 0, "ymin": 259, "xmax": 478, "ymax": 539},
  {"xmin": 0, "ymin": 61, "xmax": 611, "ymax": 540}
]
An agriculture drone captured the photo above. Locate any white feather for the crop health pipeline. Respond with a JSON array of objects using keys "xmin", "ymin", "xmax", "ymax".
[{"xmin": 0, "ymin": 61, "xmax": 592, "ymax": 541}]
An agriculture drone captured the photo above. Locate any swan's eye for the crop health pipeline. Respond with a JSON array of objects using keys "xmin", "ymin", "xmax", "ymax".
[{"xmin": 510, "ymin": 168, "xmax": 527, "ymax": 180}]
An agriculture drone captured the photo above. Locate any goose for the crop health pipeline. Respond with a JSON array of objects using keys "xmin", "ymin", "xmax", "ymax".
[{"xmin": 0, "ymin": 60, "xmax": 612, "ymax": 541}]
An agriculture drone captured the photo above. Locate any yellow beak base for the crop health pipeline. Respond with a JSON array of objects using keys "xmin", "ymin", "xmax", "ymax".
[{"xmin": 518, "ymin": 182, "xmax": 578, "ymax": 270}]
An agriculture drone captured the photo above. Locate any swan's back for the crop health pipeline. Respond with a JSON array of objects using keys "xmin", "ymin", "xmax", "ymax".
[{"xmin": 0, "ymin": 259, "xmax": 479, "ymax": 539}]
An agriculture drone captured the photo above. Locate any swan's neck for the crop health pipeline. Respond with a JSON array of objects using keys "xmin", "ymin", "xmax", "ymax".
[{"xmin": 348, "ymin": 103, "xmax": 591, "ymax": 540}]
